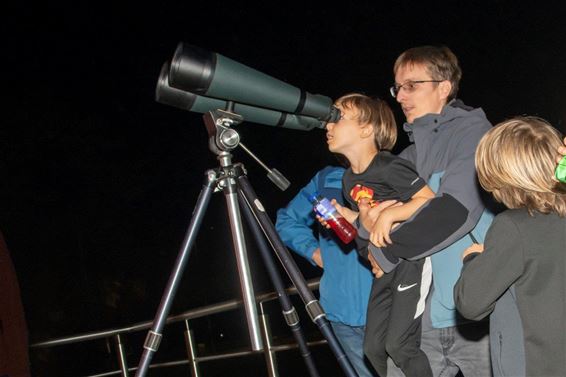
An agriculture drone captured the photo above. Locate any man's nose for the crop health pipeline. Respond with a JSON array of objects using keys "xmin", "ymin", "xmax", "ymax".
[{"xmin": 396, "ymin": 89, "xmax": 406, "ymax": 103}]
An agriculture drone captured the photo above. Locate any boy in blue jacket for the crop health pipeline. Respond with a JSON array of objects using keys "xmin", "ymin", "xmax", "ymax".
[{"xmin": 276, "ymin": 166, "xmax": 376, "ymax": 377}]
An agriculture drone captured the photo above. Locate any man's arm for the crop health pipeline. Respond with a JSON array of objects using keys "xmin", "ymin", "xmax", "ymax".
[{"xmin": 369, "ymin": 118, "xmax": 490, "ymax": 272}]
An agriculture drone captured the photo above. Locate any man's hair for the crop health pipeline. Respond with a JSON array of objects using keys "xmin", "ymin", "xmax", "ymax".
[
  {"xmin": 394, "ymin": 46, "xmax": 462, "ymax": 102},
  {"xmin": 475, "ymin": 116, "xmax": 566, "ymax": 217},
  {"xmin": 335, "ymin": 93, "xmax": 397, "ymax": 151}
]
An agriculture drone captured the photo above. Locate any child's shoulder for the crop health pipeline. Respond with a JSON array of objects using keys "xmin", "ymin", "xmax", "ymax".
[
  {"xmin": 496, "ymin": 207, "xmax": 565, "ymax": 229},
  {"xmin": 377, "ymin": 152, "xmax": 417, "ymax": 171}
]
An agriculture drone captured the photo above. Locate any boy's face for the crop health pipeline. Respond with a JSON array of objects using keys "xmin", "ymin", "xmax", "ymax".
[
  {"xmin": 394, "ymin": 63, "xmax": 449, "ymax": 124},
  {"xmin": 325, "ymin": 104, "xmax": 367, "ymax": 155}
]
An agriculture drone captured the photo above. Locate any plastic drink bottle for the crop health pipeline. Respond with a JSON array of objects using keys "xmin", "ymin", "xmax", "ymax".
[
  {"xmin": 556, "ymin": 156, "xmax": 566, "ymax": 183},
  {"xmin": 309, "ymin": 192, "xmax": 357, "ymax": 244}
]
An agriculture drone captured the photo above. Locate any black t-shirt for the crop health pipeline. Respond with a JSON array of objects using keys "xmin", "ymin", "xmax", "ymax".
[{"xmin": 342, "ymin": 151, "xmax": 426, "ymax": 211}]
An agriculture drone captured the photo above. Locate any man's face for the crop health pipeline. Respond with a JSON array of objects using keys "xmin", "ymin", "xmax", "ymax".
[{"xmin": 394, "ymin": 63, "xmax": 449, "ymax": 124}]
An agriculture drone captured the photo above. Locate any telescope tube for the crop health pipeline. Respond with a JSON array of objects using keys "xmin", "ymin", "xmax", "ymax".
[
  {"xmin": 168, "ymin": 43, "xmax": 339, "ymax": 123},
  {"xmin": 156, "ymin": 63, "xmax": 325, "ymax": 131}
]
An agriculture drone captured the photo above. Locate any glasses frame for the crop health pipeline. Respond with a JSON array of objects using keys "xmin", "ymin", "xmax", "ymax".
[{"xmin": 389, "ymin": 80, "xmax": 444, "ymax": 98}]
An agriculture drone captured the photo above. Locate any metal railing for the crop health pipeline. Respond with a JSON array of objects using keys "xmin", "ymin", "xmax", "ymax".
[{"xmin": 31, "ymin": 278, "xmax": 323, "ymax": 377}]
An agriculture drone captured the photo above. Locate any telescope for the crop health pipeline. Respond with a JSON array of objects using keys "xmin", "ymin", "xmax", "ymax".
[
  {"xmin": 138, "ymin": 43, "xmax": 360, "ymax": 377},
  {"xmin": 155, "ymin": 43, "xmax": 340, "ymax": 130}
]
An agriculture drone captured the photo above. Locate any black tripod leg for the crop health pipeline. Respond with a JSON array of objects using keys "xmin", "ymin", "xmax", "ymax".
[
  {"xmin": 237, "ymin": 175, "xmax": 358, "ymax": 377},
  {"xmin": 135, "ymin": 170, "xmax": 217, "ymax": 377},
  {"xmin": 238, "ymin": 190, "xmax": 321, "ymax": 377}
]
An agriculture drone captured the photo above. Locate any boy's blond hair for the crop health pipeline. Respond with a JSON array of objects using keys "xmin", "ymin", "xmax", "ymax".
[
  {"xmin": 334, "ymin": 93, "xmax": 397, "ymax": 151},
  {"xmin": 475, "ymin": 116, "xmax": 566, "ymax": 216}
]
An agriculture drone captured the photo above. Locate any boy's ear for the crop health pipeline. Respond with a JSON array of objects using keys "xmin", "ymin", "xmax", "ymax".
[{"xmin": 361, "ymin": 124, "xmax": 374, "ymax": 138}]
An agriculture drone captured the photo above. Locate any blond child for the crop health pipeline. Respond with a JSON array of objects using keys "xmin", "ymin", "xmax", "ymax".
[
  {"xmin": 454, "ymin": 116, "xmax": 566, "ymax": 377},
  {"xmin": 326, "ymin": 93, "xmax": 435, "ymax": 377}
]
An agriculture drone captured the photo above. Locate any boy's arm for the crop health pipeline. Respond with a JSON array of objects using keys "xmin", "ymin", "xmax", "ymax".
[
  {"xmin": 275, "ymin": 172, "xmax": 323, "ymax": 266},
  {"xmin": 454, "ymin": 213, "xmax": 524, "ymax": 320},
  {"xmin": 370, "ymin": 185, "xmax": 435, "ymax": 247}
]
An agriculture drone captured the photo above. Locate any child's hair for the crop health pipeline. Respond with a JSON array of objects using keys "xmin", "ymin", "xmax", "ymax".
[
  {"xmin": 475, "ymin": 116, "xmax": 566, "ymax": 216},
  {"xmin": 334, "ymin": 93, "xmax": 397, "ymax": 151}
]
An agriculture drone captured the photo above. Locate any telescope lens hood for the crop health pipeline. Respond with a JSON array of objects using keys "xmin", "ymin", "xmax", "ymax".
[
  {"xmin": 169, "ymin": 42, "xmax": 217, "ymax": 94},
  {"xmin": 155, "ymin": 62, "xmax": 197, "ymax": 110}
]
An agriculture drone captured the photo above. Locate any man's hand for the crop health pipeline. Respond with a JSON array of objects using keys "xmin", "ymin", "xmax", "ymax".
[
  {"xmin": 312, "ymin": 248, "xmax": 323, "ymax": 268},
  {"xmin": 368, "ymin": 252, "xmax": 384, "ymax": 278},
  {"xmin": 358, "ymin": 199, "xmax": 399, "ymax": 231},
  {"xmin": 462, "ymin": 243, "xmax": 484, "ymax": 259}
]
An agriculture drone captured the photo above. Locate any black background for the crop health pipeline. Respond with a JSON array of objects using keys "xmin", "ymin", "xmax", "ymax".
[{"xmin": 3, "ymin": 2, "xmax": 566, "ymax": 376}]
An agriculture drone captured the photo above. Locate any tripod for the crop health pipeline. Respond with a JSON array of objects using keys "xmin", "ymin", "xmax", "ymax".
[{"xmin": 134, "ymin": 109, "xmax": 357, "ymax": 377}]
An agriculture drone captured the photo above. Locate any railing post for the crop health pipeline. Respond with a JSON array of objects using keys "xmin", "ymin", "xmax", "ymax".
[
  {"xmin": 114, "ymin": 334, "xmax": 129, "ymax": 377},
  {"xmin": 260, "ymin": 312, "xmax": 279, "ymax": 377},
  {"xmin": 184, "ymin": 320, "xmax": 201, "ymax": 377}
]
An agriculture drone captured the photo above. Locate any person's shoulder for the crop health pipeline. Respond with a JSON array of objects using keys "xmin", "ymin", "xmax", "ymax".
[
  {"xmin": 448, "ymin": 100, "xmax": 492, "ymax": 130},
  {"xmin": 375, "ymin": 151, "xmax": 401, "ymax": 164},
  {"xmin": 492, "ymin": 208, "xmax": 532, "ymax": 230},
  {"xmin": 318, "ymin": 165, "xmax": 345, "ymax": 177}
]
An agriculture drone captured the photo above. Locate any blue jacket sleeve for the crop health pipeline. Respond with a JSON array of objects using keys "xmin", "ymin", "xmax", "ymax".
[{"xmin": 275, "ymin": 173, "xmax": 322, "ymax": 266}]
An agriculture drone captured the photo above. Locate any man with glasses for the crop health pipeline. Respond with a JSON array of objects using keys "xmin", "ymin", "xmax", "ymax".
[{"xmin": 358, "ymin": 46, "xmax": 494, "ymax": 376}]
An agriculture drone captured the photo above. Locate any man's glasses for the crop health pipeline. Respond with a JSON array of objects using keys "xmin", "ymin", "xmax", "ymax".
[{"xmin": 389, "ymin": 80, "xmax": 443, "ymax": 98}]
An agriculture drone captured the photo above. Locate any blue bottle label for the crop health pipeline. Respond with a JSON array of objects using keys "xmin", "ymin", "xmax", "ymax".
[{"xmin": 314, "ymin": 197, "xmax": 336, "ymax": 220}]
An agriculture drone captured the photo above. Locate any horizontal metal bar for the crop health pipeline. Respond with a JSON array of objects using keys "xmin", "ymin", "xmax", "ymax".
[
  {"xmin": 84, "ymin": 339, "xmax": 328, "ymax": 377},
  {"xmin": 31, "ymin": 279, "xmax": 320, "ymax": 348}
]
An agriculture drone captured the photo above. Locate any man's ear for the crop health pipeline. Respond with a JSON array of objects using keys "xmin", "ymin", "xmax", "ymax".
[{"xmin": 439, "ymin": 80, "xmax": 452, "ymax": 101}]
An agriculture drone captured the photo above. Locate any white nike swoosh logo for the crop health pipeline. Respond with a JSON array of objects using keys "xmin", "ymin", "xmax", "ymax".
[{"xmin": 397, "ymin": 283, "xmax": 418, "ymax": 292}]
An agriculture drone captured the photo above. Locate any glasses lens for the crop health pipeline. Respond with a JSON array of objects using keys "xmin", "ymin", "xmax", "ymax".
[{"xmin": 389, "ymin": 86, "xmax": 397, "ymax": 98}]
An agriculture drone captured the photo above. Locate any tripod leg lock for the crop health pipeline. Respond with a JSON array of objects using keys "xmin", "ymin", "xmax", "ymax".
[
  {"xmin": 143, "ymin": 330, "xmax": 163, "ymax": 352},
  {"xmin": 282, "ymin": 307, "xmax": 300, "ymax": 327},
  {"xmin": 305, "ymin": 300, "xmax": 326, "ymax": 323}
]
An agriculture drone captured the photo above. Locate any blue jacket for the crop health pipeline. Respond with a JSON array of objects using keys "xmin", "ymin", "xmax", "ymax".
[{"xmin": 276, "ymin": 166, "xmax": 373, "ymax": 326}]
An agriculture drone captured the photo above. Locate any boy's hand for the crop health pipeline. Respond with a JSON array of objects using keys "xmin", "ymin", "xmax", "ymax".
[
  {"xmin": 314, "ymin": 199, "xmax": 358, "ymax": 228},
  {"xmin": 369, "ymin": 209, "xmax": 395, "ymax": 247},
  {"xmin": 331, "ymin": 199, "xmax": 359, "ymax": 224},
  {"xmin": 462, "ymin": 243, "xmax": 484, "ymax": 259},
  {"xmin": 312, "ymin": 248, "xmax": 323, "ymax": 268},
  {"xmin": 368, "ymin": 252, "xmax": 384, "ymax": 278},
  {"xmin": 358, "ymin": 199, "xmax": 399, "ymax": 231}
]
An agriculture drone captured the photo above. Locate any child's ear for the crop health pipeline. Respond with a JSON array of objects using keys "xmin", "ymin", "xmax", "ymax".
[{"xmin": 361, "ymin": 124, "xmax": 374, "ymax": 138}]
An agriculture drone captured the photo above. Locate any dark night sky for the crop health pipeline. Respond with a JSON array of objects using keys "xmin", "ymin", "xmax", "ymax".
[{"xmin": 3, "ymin": 2, "xmax": 566, "ymax": 375}]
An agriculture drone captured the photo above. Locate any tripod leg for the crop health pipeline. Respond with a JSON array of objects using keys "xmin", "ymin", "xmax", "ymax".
[
  {"xmin": 237, "ymin": 175, "xmax": 358, "ymax": 377},
  {"xmin": 238, "ymin": 190, "xmax": 321, "ymax": 377},
  {"xmin": 135, "ymin": 170, "xmax": 217, "ymax": 377},
  {"xmin": 221, "ymin": 176, "xmax": 263, "ymax": 351}
]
